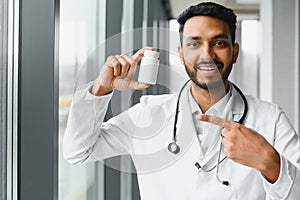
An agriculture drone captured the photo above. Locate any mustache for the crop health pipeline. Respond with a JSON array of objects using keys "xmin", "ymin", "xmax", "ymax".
[{"xmin": 194, "ymin": 60, "xmax": 224, "ymax": 69}]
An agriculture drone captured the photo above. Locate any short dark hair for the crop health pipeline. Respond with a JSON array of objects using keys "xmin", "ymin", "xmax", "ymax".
[{"xmin": 177, "ymin": 2, "xmax": 237, "ymax": 45}]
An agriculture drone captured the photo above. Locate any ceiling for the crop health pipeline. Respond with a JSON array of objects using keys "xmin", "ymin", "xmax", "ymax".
[{"xmin": 168, "ymin": 0, "xmax": 260, "ymax": 20}]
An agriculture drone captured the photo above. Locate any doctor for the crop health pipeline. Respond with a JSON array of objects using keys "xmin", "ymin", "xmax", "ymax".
[{"xmin": 64, "ymin": 2, "xmax": 300, "ymax": 199}]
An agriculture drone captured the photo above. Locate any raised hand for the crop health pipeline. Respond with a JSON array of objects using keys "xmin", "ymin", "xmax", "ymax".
[{"xmin": 92, "ymin": 47, "xmax": 154, "ymax": 96}]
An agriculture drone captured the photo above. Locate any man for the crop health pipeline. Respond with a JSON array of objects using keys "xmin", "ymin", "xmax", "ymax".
[{"xmin": 64, "ymin": 2, "xmax": 300, "ymax": 199}]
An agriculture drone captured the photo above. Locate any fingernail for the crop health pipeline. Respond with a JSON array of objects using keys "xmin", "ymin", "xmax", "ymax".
[
  {"xmin": 138, "ymin": 83, "xmax": 150, "ymax": 89},
  {"xmin": 142, "ymin": 83, "xmax": 150, "ymax": 88}
]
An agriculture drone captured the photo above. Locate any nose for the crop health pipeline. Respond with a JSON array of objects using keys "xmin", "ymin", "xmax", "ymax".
[{"xmin": 199, "ymin": 43, "xmax": 216, "ymax": 61}]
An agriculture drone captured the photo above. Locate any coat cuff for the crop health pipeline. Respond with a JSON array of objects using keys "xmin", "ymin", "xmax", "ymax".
[
  {"xmin": 263, "ymin": 155, "xmax": 294, "ymax": 199},
  {"xmin": 85, "ymin": 82, "xmax": 114, "ymax": 101}
]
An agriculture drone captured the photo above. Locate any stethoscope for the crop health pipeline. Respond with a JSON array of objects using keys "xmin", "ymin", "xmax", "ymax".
[{"xmin": 168, "ymin": 79, "xmax": 248, "ymax": 186}]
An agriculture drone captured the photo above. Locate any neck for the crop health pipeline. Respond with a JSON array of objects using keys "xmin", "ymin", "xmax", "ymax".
[{"xmin": 191, "ymin": 81, "xmax": 230, "ymax": 113}]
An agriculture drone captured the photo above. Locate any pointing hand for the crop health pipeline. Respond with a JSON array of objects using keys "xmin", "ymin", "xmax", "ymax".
[{"xmin": 196, "ymin": 114, "xmax": 280, "ymax": 183}]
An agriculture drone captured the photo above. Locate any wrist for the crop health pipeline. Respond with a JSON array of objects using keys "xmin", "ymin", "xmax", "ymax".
[
  {"xmin": 92, "ymin": 79, "xmax": 113, "ymax": 96},
  {"xmin": 258, "ymin": 147, "xmax": 280, "ymax": 183}
]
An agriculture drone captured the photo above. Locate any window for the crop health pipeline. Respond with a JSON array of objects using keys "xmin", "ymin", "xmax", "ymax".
[
  {"xmin": 59, "ymin": 0, "xmax": 106, "ymax": 199},
  {"xmin": 59, "ymin": 0, "xmax": 171, "ymax": 199}
]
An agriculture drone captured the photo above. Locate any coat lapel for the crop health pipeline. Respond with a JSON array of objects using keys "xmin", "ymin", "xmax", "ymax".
[
  {"xmin": 175, "ymin": 83, "xmax": 202, "ymax": 166},
  {"xmin": 230, "ymin": 84, "xmax": 246, "ymax": 122}
]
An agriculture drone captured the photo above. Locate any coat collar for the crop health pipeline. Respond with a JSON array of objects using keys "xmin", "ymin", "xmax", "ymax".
[{"xmin": 229, "ymin": 82, "xmax": 246, "ymax": 121}]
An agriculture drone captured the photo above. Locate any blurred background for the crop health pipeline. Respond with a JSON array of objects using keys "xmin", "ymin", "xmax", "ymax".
[{"xmin": 1, "ymin": 0, "xmax": 299, "ymax": 199}]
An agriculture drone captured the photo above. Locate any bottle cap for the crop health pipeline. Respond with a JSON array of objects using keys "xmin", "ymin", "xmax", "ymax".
[
  {"xmin": 144, "ymin": 50, "xmax": 159, "ymax": 59},
  {"xmin": 141, "ymin": 57, "xmax": 159, "ymax": 64}
]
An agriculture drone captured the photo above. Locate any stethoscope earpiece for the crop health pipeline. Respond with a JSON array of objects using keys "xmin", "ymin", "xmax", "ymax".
[{"xmin": 168, "ymin": 142, "xmax": 180, "ymax": 154}]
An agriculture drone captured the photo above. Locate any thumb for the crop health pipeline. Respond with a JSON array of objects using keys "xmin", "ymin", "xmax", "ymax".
[
  {"xmin": 114, "ymin": 79, "xmax": 150, "ymax": 90},
  {"xmin": 128, "ymin": 80, "xmax": 150, "ymax": 90}
]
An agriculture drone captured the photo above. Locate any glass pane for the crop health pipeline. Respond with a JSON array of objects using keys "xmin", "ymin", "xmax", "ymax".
[{"xmin": 59, "ymin": 0, "xmax": 105, "ymax": 199}]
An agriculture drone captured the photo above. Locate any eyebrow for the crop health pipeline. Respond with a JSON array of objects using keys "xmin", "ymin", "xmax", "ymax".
[
  {"xmin": 212, "ymin": 33, "xmax": 229, "ymax": 40},
  {"xmin": 185, "ymin": 33, "xmax": 229, "ymax": 41}
]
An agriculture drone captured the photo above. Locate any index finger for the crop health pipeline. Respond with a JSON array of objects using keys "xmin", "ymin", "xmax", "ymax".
[
  {"xmin": 132, "ymin": 46, "xmax": 155, "ymax": 62},
  {"xmin": 196, "ymin": 114, "xmax": 233, "ymax": 129}
]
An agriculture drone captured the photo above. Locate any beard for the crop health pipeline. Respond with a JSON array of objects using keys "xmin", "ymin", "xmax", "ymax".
[{"xmin": 184, "ymin": 59, "xmax": 234, "ymax": 90}]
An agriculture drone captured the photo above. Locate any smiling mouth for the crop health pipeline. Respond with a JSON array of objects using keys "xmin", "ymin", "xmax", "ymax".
[
  {"xmin": 194, "ymin": 61, "xmax": 224, "ymax": 71},
  {"xmin": 196, "ymin": 65, "xmax": 224, "ymax": 71},
  {"xmin": 198, "ymin": 66, "xmax": 219, "ymax": 71}
]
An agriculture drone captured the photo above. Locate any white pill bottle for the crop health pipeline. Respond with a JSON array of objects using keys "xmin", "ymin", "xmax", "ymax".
[{"xmin": 138, "ymin": 50, "xmax": 160, "ymax": 85}]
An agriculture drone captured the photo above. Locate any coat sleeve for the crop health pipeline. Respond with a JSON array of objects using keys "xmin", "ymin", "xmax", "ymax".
[
  {"xmin": 63, "ymin": 82, "xmax": 141, "ymax": 165},
  {"xmin": 263, "ymin": 105, "xmax": 300, "ymax": 199}
]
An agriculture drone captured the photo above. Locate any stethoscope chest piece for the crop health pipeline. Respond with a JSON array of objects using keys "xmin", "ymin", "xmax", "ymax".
[{"xmin": 168, "ymin": 142, "xmax": 180, "ymax": 154}]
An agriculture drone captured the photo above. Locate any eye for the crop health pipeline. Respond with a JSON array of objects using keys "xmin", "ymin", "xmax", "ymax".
[
  {"xmin": 213, "ymin": 41, "xmax": 228, "ymax": 47},
  {"xmin": 187, "ymin": 41, "xmax": 200, "ymax": 48}
]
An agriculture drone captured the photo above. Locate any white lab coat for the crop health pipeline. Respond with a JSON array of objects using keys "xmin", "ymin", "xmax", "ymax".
[{"xmin": 64, "ymin": 82, "xmax": 300, "ymax": 200}]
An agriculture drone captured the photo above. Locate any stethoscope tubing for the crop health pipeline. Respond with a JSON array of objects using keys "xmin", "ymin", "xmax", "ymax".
[
  {"xmin": 170, "ymin": 80, "xmax": 248, "ymax": 151},
  {"xmin": 172, "ymin": 79, "xmax": 191, "ymax": 142},
  {"xmin": 169, "ymin": 80, "xmax": 248, "ymax": 186}
]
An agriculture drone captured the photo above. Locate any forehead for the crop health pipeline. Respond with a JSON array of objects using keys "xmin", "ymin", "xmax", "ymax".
[{"xmin": 182, "ymin": 16, "xmax": 231, "ymax": 40}]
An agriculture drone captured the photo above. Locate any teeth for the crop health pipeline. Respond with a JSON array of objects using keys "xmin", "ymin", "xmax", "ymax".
[{"xmin": 200, "ymin": 67, "xmax": 217, "ymax": 71}]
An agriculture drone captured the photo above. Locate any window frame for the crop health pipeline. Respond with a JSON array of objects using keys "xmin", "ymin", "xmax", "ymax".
[
  {"xmin": 1, "ymin": 0, "xmax": 9, "ymax": 199},
  {"xmin": 16, "ymin": 0, "xmax": 59, "ymax": 199}
]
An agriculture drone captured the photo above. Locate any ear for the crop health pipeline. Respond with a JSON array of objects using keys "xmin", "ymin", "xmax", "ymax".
[
  {"xmin": 177, "ymin": 45, "xmax": 184, "ymax": 65},
  {"xmin": 233, "ymin": 43, "xmax": 239, "ymax": 64}
]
